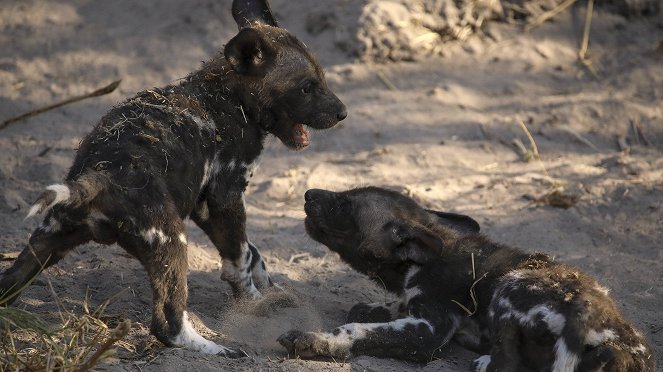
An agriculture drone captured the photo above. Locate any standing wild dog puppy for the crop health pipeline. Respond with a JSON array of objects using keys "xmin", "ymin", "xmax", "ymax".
[
  {"xmin": 0, "ymin": 0, "xmax": 346, "ymax": 356},
  {"xmin": 278, "ymin": 187, "xmax": 655, "ymax": 371}
]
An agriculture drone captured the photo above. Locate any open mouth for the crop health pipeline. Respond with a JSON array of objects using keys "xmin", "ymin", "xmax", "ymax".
[{"xmin": 292, "ymin": 123, "xmax": 310, "ymax": 148}]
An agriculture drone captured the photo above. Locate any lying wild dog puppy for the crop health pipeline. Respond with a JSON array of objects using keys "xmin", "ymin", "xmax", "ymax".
[
  {"xmin": 278, "ymin": 187, "xmax": 655, "ymax": 371},
  {"xmin": 0, "ymin": 0, "xmax": 346, "ymax": 356}
]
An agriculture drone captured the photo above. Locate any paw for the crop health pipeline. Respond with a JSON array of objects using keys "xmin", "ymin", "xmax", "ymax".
[
  {"xmin": 472, "ymin": 355, "xmax": 491, "ymax": 372},
  {"xmin": 277, "ymin": 330, "xmax": 327, "ymax": 359}
]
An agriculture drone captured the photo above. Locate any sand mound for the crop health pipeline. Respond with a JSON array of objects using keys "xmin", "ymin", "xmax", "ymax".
[
  {"xmin": 357, "ymin": 0, "xmax": 502, "ymax": 62},
  {"xmin": 355, "ymin": 0, "xmax": 661, "ymax": 62}
]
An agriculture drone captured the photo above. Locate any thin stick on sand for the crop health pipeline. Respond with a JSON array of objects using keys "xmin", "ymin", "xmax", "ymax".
[
  {"xmin": 525, "ymin": 0, "xmax": 578, "ymax": 32},
  {"xmin": 578, "ymin": 0, "xmax": 598, "ymax": 79},
  {"xmin": 376, "ymin": 71, "xmax": 398, "ymax": 91},
  {"xmin": 0, "ymin": 80, "xmax": 121, "ymax": 131}
]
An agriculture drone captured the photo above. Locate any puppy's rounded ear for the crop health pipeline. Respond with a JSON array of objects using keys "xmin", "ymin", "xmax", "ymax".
[
  {"xmin": 426, "ymin": 209, "xmax": 480, "ymax": 235},
  {"xmin": 387, "ymin": 222, "xmax": 444, "ymax": 265},
  {"xmin": 224, "ymin": 28, "xmax": 276, "ymax": 75},
  {"xmin": 232, "ymin": 0, "xmax": 279, "ymax": 29}
]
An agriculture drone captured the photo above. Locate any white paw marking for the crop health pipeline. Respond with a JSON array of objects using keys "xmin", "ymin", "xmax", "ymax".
[
  {"xmin": 172, "ymin": 311, "xmax": 231, "ymax": 354},
  {"xmin": 474, "ymin": 355, "xmax": 491, "ymax": 372}
]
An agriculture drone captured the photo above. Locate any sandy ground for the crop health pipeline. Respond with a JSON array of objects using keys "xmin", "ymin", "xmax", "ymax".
[{"xmin": 1, "ymin": 1, "xmax": 662, "ymax": 371}]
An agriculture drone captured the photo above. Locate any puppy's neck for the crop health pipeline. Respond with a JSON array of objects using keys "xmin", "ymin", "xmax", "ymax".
[{"xmin": 181, "ymin": 56, "xmax": 264, "ymax": 128}]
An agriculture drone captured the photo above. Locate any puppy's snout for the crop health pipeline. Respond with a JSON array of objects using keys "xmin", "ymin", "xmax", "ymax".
[
  {"xmin": 305, "ymin": 189, "xmax": 327, "ymax": 202},
  {"xmin": 336, "ymin": 108, "xmax": 347, "ymax": 121}
]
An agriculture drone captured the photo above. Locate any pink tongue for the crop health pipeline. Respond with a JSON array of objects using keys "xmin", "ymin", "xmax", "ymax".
[{"xmin": 294, "ymin": 123, "xmax": 309, "ymax": 144}]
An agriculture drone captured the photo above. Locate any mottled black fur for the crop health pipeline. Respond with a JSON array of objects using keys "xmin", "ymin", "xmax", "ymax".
[
  {"xmin": 0, "ymin": 0, "xmax": 345, "ymax": 356},
  {"xmin": 278, "ymin": 187, "xmax": 654, "ymax": 371}
]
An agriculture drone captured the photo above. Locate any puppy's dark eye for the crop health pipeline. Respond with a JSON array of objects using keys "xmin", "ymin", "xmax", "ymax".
[{"xmin": 301, "ymin": 82, "xmax": 313, "ymax": 94}]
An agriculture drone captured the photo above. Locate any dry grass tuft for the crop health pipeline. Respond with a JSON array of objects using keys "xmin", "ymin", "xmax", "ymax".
[{"xmin": 0, "ymin": 287, "xmax": 131, "ymax": 372}]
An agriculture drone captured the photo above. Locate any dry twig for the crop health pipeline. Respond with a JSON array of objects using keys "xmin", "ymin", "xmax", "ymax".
[
  {"xmin": 578, "ymin": 0, "xmax": 598, "ymax": 79},
  {"xmin": 76, "ymin": 320, "xmax": 131, "ymax": 372},
  {"xmin": 560, "ymin": 126, "xmax": 599, "ymax": 151},
  {"xmin": 0, "ymin": 80, "xmax": 121, "ymax": 131},
  {"xmin": 630, "ymin": 118, "xmax": 650, "ymax": 146},
  {"xmin": 525, "ymin": 0, "xmax": 578, "ymax": 31},
  {"xmin": 376, "ymin": 71, "xmax": 398, "ymax": 91}
]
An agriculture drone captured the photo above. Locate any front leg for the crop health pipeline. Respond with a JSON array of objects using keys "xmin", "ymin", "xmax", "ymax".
[
  {"xmin": 278, "ymin": 316, "xmax": 457, "ymax": 363},
  {"xmin": 192, "ymin": 193, "xmax": 271, "ymax": 299}
]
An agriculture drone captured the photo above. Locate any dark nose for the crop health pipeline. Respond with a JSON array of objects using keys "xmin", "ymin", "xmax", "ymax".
[
  {"xmin": 305, "ymin": 188, "xmax": 332, "ymax": 202},
  {"xmin": 337, "ymin": 109, "xmax": 347, "ymax": 121}
]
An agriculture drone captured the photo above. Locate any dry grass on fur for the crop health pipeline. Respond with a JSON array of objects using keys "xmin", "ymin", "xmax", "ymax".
[{"xmin": 0, "ymin": 286, "xmax": 131, "ymax": 372}]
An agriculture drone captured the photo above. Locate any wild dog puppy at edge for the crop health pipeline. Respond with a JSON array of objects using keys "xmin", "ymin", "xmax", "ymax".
[
  {"xmin": 278, "ymin": 187, "xmax": 655, "ymax": 371},
  {"xmin": 0, "ymin": 0, "xmax": 346, "ymax": 356}
]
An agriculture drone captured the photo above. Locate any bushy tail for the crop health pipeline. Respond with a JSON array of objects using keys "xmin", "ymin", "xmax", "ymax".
[{"xmin": 25, "ymin": 173, "xmax": 106, "ymax": 219}]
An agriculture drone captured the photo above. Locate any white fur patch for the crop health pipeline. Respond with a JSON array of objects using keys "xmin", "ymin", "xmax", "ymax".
[
  {"xmin": 498, "ymin": 298, "xmax": 566, "ymax": 335},
  {"xmin": 325, "ymin": 323, "xmax": 369, "ymax": 356},
  {"xmin": 26, "ymin": 184, "xmax": 71, "ymax": 218},
  {"xmin": 505, "ymin": 270, "xmax": 525, "ymax": 280},
  {"xmin": 142, "ymin": 227, "xmax": 171, "ymax": 245},
  {"xmin": 196, "ymin": 201, "xmax": 209, "ymax": 221},
  {"xmin": 629, "ymin": 343, "xmax": 647, "ymax": 354},
  {"xmin": 46, "ymin": 184, "xmax": 71, "ymax": 204},
  {"xmin": 178, "ymin": 233, "xmax": 187, "ymax": 245},
  {"xmin": 185, "ymin": 113, "xmax": 210, "ymax": 128},
  {"xmin": 552, "ymin": 338, "xmax": 580, "ymax": 372},
  {"xmin": 403, "ymin": 266, "xmax": 419, "ymax": 289},
  {"xmin": 200, "ymin": 155, "xmax": 223, "ymax": 190},
  {"xmin": 391, "ymin": 317, "xmax": 434, "ymax": 333},
  {"xmin": 172, "ymin": 311, "xmax": 230, "ymax": 354},
  {"xmin": 473, "ymin": 355, "xmax": 491, "ymax": 372},
  {"xmin": 585, "ymin": 328, "xmax": 618, "ymax": 346},
  {"xmin": 404, "ymin": 286, "xmax": 422, "ymax": 303},
  {"xmin": 594, "ymin": 284, "xmax": 610, "ymax": 295},
  {"xmin": 531, "ymin": 305, "xmax": 566, "ymax": 335},
  {"xmin": 201, "ymin": 161, "xmax": 212, "ymax": 189}
]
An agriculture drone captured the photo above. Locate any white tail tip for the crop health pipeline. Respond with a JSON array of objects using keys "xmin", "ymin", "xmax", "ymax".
[{"xmin": 24, "ymin": 184, "xmax": 71, "ymax": 219}]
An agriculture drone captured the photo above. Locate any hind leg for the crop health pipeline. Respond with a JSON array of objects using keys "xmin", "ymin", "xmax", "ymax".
[
  {"xmin": 475, "ymin": 319, "xmax": 536, "ymax": 372},
  {"xmin": 0, "ymin": 214, "xmax": 91, "ymax": 303},
  {"xmin": 191, "ymin": 195, "xmax": 273, "ymax": 299},
  {"xmin": 118, "ymin": 219, "xmax": 244, "ymax": 357},
  {"xmin": 577, "ymin": 345, "xmax": 615, "ymax": 371}
]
